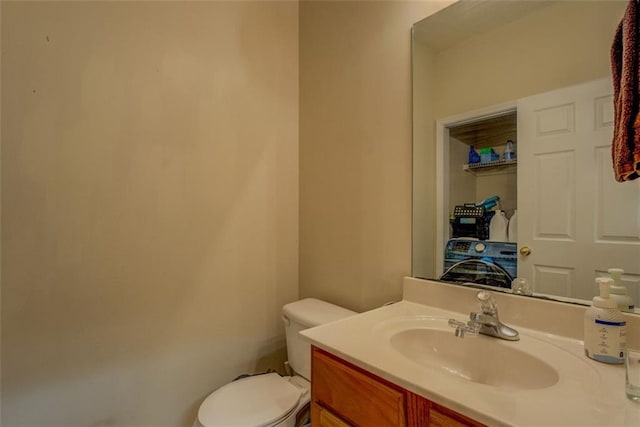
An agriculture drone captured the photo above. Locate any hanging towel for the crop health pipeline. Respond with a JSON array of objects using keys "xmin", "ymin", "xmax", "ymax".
[{"xmin": 611, "ymin": 0, "xmax": 640, "ymax": 182}]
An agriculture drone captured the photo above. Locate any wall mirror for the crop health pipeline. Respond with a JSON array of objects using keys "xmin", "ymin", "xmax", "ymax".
[{"xmin": 411, "ymin": 0, "xmax": 640, "ymax": 314}]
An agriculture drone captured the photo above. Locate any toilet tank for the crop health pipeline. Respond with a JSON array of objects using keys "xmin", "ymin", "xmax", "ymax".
[{"xmin": 281, "ymin": 298, "xmax": 355, "ymax": 380}]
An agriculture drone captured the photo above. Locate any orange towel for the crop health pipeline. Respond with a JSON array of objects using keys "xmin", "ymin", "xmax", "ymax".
[{"xmin": 611, "ymin": 0, "xmax": 640, "ymax": 182}]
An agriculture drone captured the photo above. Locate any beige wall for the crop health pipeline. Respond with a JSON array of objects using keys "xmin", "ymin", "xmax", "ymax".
[
  {"xmin": 432, "ymin": 1, "xmax": 626, "ymax": 118},
  {"xmin": 1, "ymin": 2, "xmax": 298, "ymax": 426},
  {"xmin": 413, "ymin": 1, "xmax": 626, "ymax": 278},
  {"xmin": 299, "ymin": 1, "xmax": 452, "ymax": 312}
]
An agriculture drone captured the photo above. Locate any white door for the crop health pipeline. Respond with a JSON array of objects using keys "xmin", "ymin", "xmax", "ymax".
[{"xmin": 517, "ymin": 77, "xmax": 640, "ymax": 302}]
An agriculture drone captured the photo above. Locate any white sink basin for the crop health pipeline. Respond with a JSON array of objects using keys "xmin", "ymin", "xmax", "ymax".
[
  {"xmin": 374, "ymin": 316, "xmax": 594, "ymax": 392},
  {"xmin": 390, "ymin": 327, "xmax": 558, "ymax": 390}
]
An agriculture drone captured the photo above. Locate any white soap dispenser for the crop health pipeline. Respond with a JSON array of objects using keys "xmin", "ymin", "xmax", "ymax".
[
  {"xmin": 608, "ymin": 268, "xmax": 635, "ymax": 313},
  {"xmin": 584, "ymin": 277, "xmax": 626, "ymax": 364}
]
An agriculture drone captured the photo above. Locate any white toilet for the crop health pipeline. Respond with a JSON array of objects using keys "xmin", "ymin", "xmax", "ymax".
[{"xmin": 194, "ymin": 298, "xmax": 355, "ymax": 427}]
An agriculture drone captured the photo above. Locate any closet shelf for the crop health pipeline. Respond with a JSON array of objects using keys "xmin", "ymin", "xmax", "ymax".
[{"xmin": 463, "ymin": 158, "xmax": 517, "ymax": 173}]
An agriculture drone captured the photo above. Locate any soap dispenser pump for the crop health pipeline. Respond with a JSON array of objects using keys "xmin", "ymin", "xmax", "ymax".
[
  {"xmin": 584, "ymin": 277, "xmax": 626, "ymax": 364},
  {"xmin": 608, "ymin": 268, "xmax": 635, "ymax": 313}
]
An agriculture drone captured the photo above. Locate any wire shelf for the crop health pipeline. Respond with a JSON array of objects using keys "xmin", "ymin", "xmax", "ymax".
[{"xmin": 463, "ymin": 158, "xmax": 517, "ymax": 171}]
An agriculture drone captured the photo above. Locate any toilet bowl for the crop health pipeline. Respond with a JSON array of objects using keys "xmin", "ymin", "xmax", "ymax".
[
  {"xmin": 194, "ymin": 373, "xmax": 310, "ymax": 427},
  {"xmin": 193, "ymin": 298, "xmax": 355, "ymax": 427}
]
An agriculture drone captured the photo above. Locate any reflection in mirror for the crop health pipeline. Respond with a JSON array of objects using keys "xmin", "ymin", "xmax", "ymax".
[{"xmin": 411, "ymin": 0, "xmax": 640, "ymax": 314}]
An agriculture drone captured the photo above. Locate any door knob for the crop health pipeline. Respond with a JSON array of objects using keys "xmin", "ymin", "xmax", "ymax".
[{"xmin": 519, "ymin": 246, "xmax": 532, "ymax": 256}]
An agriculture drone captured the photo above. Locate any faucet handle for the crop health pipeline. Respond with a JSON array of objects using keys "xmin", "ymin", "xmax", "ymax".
[
  {"xmin": 448, "ymin": 319, "xmax": 466, "ymax": 329},
  {"xmin": 476, "ymin": 290, "xmax": 497, "ymax": 315},
  {"xmin": 448, "ymin": 318, "xmax": 479, "ymax": 338}
]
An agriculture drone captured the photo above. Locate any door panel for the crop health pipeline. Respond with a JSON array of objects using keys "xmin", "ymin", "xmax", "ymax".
[
  {"xmin": 533, "ymin": 265, "xmax": 574, "ymax": 297},
  {"xmin": 535, "ymin": 103, "xmax": 574, "ymax": 136},
  {"xmin": 517, "ymin": 77, "xmax": 640, "ymax": 301},
  {"xmin": 534, "ymin": 151, "xmax": 575, "ymax": 239},
  {"xmin": 595, "ymin": 146, "xmax": 640, "ymax": 242}
]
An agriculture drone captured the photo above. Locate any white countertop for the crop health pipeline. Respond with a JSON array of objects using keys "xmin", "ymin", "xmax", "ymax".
[{"xmin": 301, "ymin": 280, "xmax": 640, "ymax": 426}]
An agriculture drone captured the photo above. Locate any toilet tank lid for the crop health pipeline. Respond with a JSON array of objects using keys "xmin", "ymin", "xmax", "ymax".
[{"xmin": 282, "ymin": 298, "xmax": 356, "ymax": 327}]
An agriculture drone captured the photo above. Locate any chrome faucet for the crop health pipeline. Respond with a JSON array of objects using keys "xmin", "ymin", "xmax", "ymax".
[
  {"xmin": 470, "ymin": 290, "xmax": 519, "ymax": 341},
  {"xmin": 449, "ymin": 290, "xmax": 519, "ymax": 341}
]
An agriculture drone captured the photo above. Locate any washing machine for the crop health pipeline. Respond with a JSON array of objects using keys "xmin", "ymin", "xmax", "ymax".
[{"xmin": 441, "ymin": 238, "xmax": 517, "ymax": 289}]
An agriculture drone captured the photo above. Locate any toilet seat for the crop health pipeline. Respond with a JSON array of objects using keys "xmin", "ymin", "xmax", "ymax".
[{"xmin": 197, "ymin": 373, "xmax": 303, "ymax": 427}]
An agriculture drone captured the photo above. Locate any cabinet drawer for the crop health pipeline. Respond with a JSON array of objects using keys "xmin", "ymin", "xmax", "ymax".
[
  {"xmin": 312, "ymin": 347, "xmax": 406, "ymax": 427},
  {"xmin": 316, "ymin": 403, "xmax": 352, "ymax": 427}
]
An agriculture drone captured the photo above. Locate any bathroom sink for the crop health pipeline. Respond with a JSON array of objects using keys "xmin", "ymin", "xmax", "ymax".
[
  {"xmin": 374, "ymin": 316, "xmax": 569, "ymax": 391},
  {"xmin": 390, "ymin": 327, "xmax": 558, "ymax": 390}
]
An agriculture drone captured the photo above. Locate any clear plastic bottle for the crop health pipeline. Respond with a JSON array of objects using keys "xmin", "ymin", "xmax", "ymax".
[{"xmin": 503, "ymin": 140, "xmax": 516, "ymax": 160}]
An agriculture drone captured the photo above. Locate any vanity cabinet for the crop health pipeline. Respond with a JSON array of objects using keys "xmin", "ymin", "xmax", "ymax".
[{"xmin": 311, "ymin": 347, "xmax": 485, "ymax": 427}]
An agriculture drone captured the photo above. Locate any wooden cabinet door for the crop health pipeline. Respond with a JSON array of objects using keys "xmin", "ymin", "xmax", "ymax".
[
  {"xmin": 312, "ymin": 348, "xmax": 406, "ymax": 426},
  {"xmin": 311, "ymin": 347, "xmax": 486, "ymax": 427}
]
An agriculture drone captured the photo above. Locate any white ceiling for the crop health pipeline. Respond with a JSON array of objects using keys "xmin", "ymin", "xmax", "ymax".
[{"xmin": 412, "ymin": 0, "xmax": 555, "ymax": 51}]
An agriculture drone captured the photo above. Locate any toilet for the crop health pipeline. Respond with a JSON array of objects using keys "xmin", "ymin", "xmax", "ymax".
[{"xmin": 194, "ymin": 298, "xmax": 356, "ymax": 427}]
